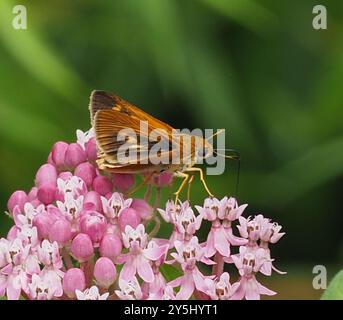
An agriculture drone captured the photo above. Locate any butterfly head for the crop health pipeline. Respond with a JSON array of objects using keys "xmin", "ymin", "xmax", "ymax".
[{"xmin": 194, "ymin": 137, "xmax": 214, "ymax": 164}]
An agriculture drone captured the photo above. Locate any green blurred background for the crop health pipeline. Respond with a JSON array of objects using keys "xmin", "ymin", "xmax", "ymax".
[{"xmin": 1, "ymin": 0, "xmax": 343, "ymax": 299}]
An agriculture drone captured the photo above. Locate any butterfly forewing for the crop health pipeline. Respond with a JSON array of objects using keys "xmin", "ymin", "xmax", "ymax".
[{"xmin": 90, "ymin": 91, "xmax": 188, "ymax": 173}]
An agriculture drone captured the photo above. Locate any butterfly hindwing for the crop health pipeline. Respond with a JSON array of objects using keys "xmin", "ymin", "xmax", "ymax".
[{"xmin": 94, "ymin": 108, "xmax": 178, "ymax": 171}]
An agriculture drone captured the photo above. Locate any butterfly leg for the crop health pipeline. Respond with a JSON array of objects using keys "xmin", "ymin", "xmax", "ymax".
[
  {"xmin": 144, "ymin": 184, "xmax": 152, "ymax": 202},
  {"xmin": 174, "ymin": 172, "xmax": 190, "ymax": 204},
  {"xmin": 128, "ymin": 171, "xmax": 154, "ymax": 196},
  {"xmin": 154, "ymin": 187, "xmax": 161, "ymax": 210},
  {"xmin": 185, "ymin": 167, "xmax": 214, "ymax": 197},
  {"xmin": 187, "ymin": 175, "xmax": 195, "ymax": 201}
]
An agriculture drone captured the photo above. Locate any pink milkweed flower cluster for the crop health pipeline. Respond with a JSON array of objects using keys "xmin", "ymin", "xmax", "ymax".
[{"xmin": 0, "ymin": 129, "xmax": 286, "ymax": 300}]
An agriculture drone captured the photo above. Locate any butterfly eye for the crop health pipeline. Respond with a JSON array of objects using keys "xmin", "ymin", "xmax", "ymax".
[{"xmin": 197, "ymin": 147, "xmax": 209, "ymax": 158}]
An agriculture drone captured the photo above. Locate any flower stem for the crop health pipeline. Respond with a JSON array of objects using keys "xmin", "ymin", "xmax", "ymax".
[
  {"xmin": 81, "ymin": 259, "xmax": 94, "ymax": 287},
  {"xmin": 149, "ymin": 215, "xmax": 161, "ymax": 238},
  {"xmin": 213, "ymin": 252, "xmax": 224, "ymax": 277},
  {"xmin": 62, "ymin": 248, "xmax": 73, "ymax": 270},
  {"xmin": 193, "ymin": 290, "xmax": 210, "ymax": 300}
]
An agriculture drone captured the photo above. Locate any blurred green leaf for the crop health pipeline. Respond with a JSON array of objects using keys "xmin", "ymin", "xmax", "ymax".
[
  {"xmin": 160, "ymin": 264, "xmax": 183, "ymax": 282},
  {"xmin": 322, "ymin": 269, "xmax": 343, "ymax": 300},
  {"xmin": 0, "ymin": 0, "xmax": 87, "ymax": 106},
  {"xmin": 313, "ymin": 43, "xmax": 343, "ymax": 139},
  {"xmin": 200, "ymin": 0, "xmax": 278, "ymax": 34},
  {"xmin": 254, "ymin": 136, "xmax": 343, "ymax": 207},
  {"xmin": 0, "ymin": 98, "xmax": 60, "ymax": 151}
]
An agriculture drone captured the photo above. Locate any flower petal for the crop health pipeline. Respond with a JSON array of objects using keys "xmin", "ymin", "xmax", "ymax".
[
  {"xmin": 245, "ymin": 277, "xmax": 260, "ymax": 300},
  {"xmin": 176, "ymin": 273, "xmax": 194, "ymax": 300},
  {"xmin": 201, "ymin": 255, "xmax": 216, "ymax": 265},
  {"xmin": 120, "ymin": 258, "xmax": 137, "ymax": 281},
  {"xmin": 257, "ymin": 281, "xmax": 276, "ymax": 296},
  {"xmin": 193, "ymin": 268, "xmax": 208, "ymax": 293},
  {"xmin": 226, "ymin": 229, "xmax": 248, "ymax": 246},
  {"xmin": 230, "ymin": 280, "xmax": 245, "ymax": 300},
  {"xmin": 204, "ymin": 229, "xmax": 216, "ymax": 258},
  {"xmin": 137, "ymin": 257, "xmax": 154, "ymax": 283},
  {"xmin": 6, "ymin": 276, "xmax": 22, "ymax": 300},
  {"xmin": 168, "ymin": 276, "xmax": 182, "ymax": 288},
  {"xmin": 260, "ymin": 261, "xmax": 272, "ymax": 276},
  {"xmin": 214, "ymin": 228, "xmax": 230, "ymax": 257},
  {"xmin": 116, "ymin": 253, "xmax": 129, "ymax": 264},
  {"xmin": 157, "ymin": 209, "xmax": 170, "ymax": 223},
  {"xmin": 144, "ymin": 244, "xmax": 168, "ymax": 261}
]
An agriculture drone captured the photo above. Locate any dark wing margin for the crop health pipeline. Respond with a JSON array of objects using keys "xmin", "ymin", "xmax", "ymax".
[
  {"xmin": 89, "ymin": 90, "xmax": 144, "ymax": 125},
  {"xmin": 90, "ymin": 90, "xmax": 175, "ymax": 130},
  {"xmin": 89, "ymin": 90, "xmax": 117, "ymax": 124}
]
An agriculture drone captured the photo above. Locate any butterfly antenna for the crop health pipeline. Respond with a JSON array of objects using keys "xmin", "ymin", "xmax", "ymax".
[
  {"xmin": 235, "ymin": 155, "xmax": 241, "ymax": 196},
  {"xmin": 206, "ymin": 129, "xmax": 225, "ymax": 141},
  {"xmin": 214, "ymin": 149, "xmax": 241, "ymax": 196}
]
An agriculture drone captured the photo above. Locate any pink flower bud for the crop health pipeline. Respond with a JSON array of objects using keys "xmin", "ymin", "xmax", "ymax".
[
  {"xmin": 80, "ymin": 212, "xmax": 107, "ymax": 244},
  {"xmin": 36, "ymin": 164, "xmax": 57, "ymax": 188},
  {"xmin": 7, "ymin": 226, "xmax": 19, "ymax": 241},
  {"xmin": 47, "ymin": 152, "xmax": 54, "ymax": 165},
  {"xmin": 74, "ymin": 162, "xmax": 96, "ymax": 188},
  {"xmin": 93, "ymin": 176, "xmax": 113, "ymax": 196},
  {"xmin": 30, "ymin": 199, "xmax": 41, "ymax": 208},
  {"xmin": 65, "ymin": 143, "xmax": 87, "ymax": 169},
  {"xmin": 83, "ymin": 191, "xmax": 102, "ymax": 212},
  {"xmin": 28, "ymin": 187, "xmax": 41, "ymax": 208},
  {"xmin": 131, "ymin": 199, "xmax": 153, "ymax": 220},
  {"xmin": 94, "ymin": 257, "xmax": 116, "ymax": 288},
  {"xmin": 51, "ymin": 141, "xmax": 69, "ymax": 168},
  {"xmin": 37, "ymin": 184, "xmax": 56, "ymax": 205},
  {"xmin": 152, "ymin": 171, "xmax": 173, "ymax": 187},
  {"xmin": 28, "ymin": 187, "xmax": 38, "ymax": 201},
  {"xmin": 118, "ymin": 208, "xmax": 141, "ymax": 231},
  {"xmin": 85, "ymin": 138, "xmax": 97, "ymax": 162},
  {"xmin": 7, "ymin": 190, "xmax": 28, "ymax": 213},
  {"xmin": 112, "ymin": 174, "xmax": 135, "ymax": 193},
  {"xmin": 99, "ymin": 234, "xmax": 122, "ymax": 259},
  {"xmin": 63, "ymin": 268, "xmax": 86, "ymax": 298},
  {"xmin": 49, "ymin": 219, "xmax": 72, "ymax": 245},
  {"xmin": 71, "ymin": 233, "xmax": 94, "ymax": 262},
  {"xmin": 33, "ymin": 213, "xmax": 54, "ymax": 239}
]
